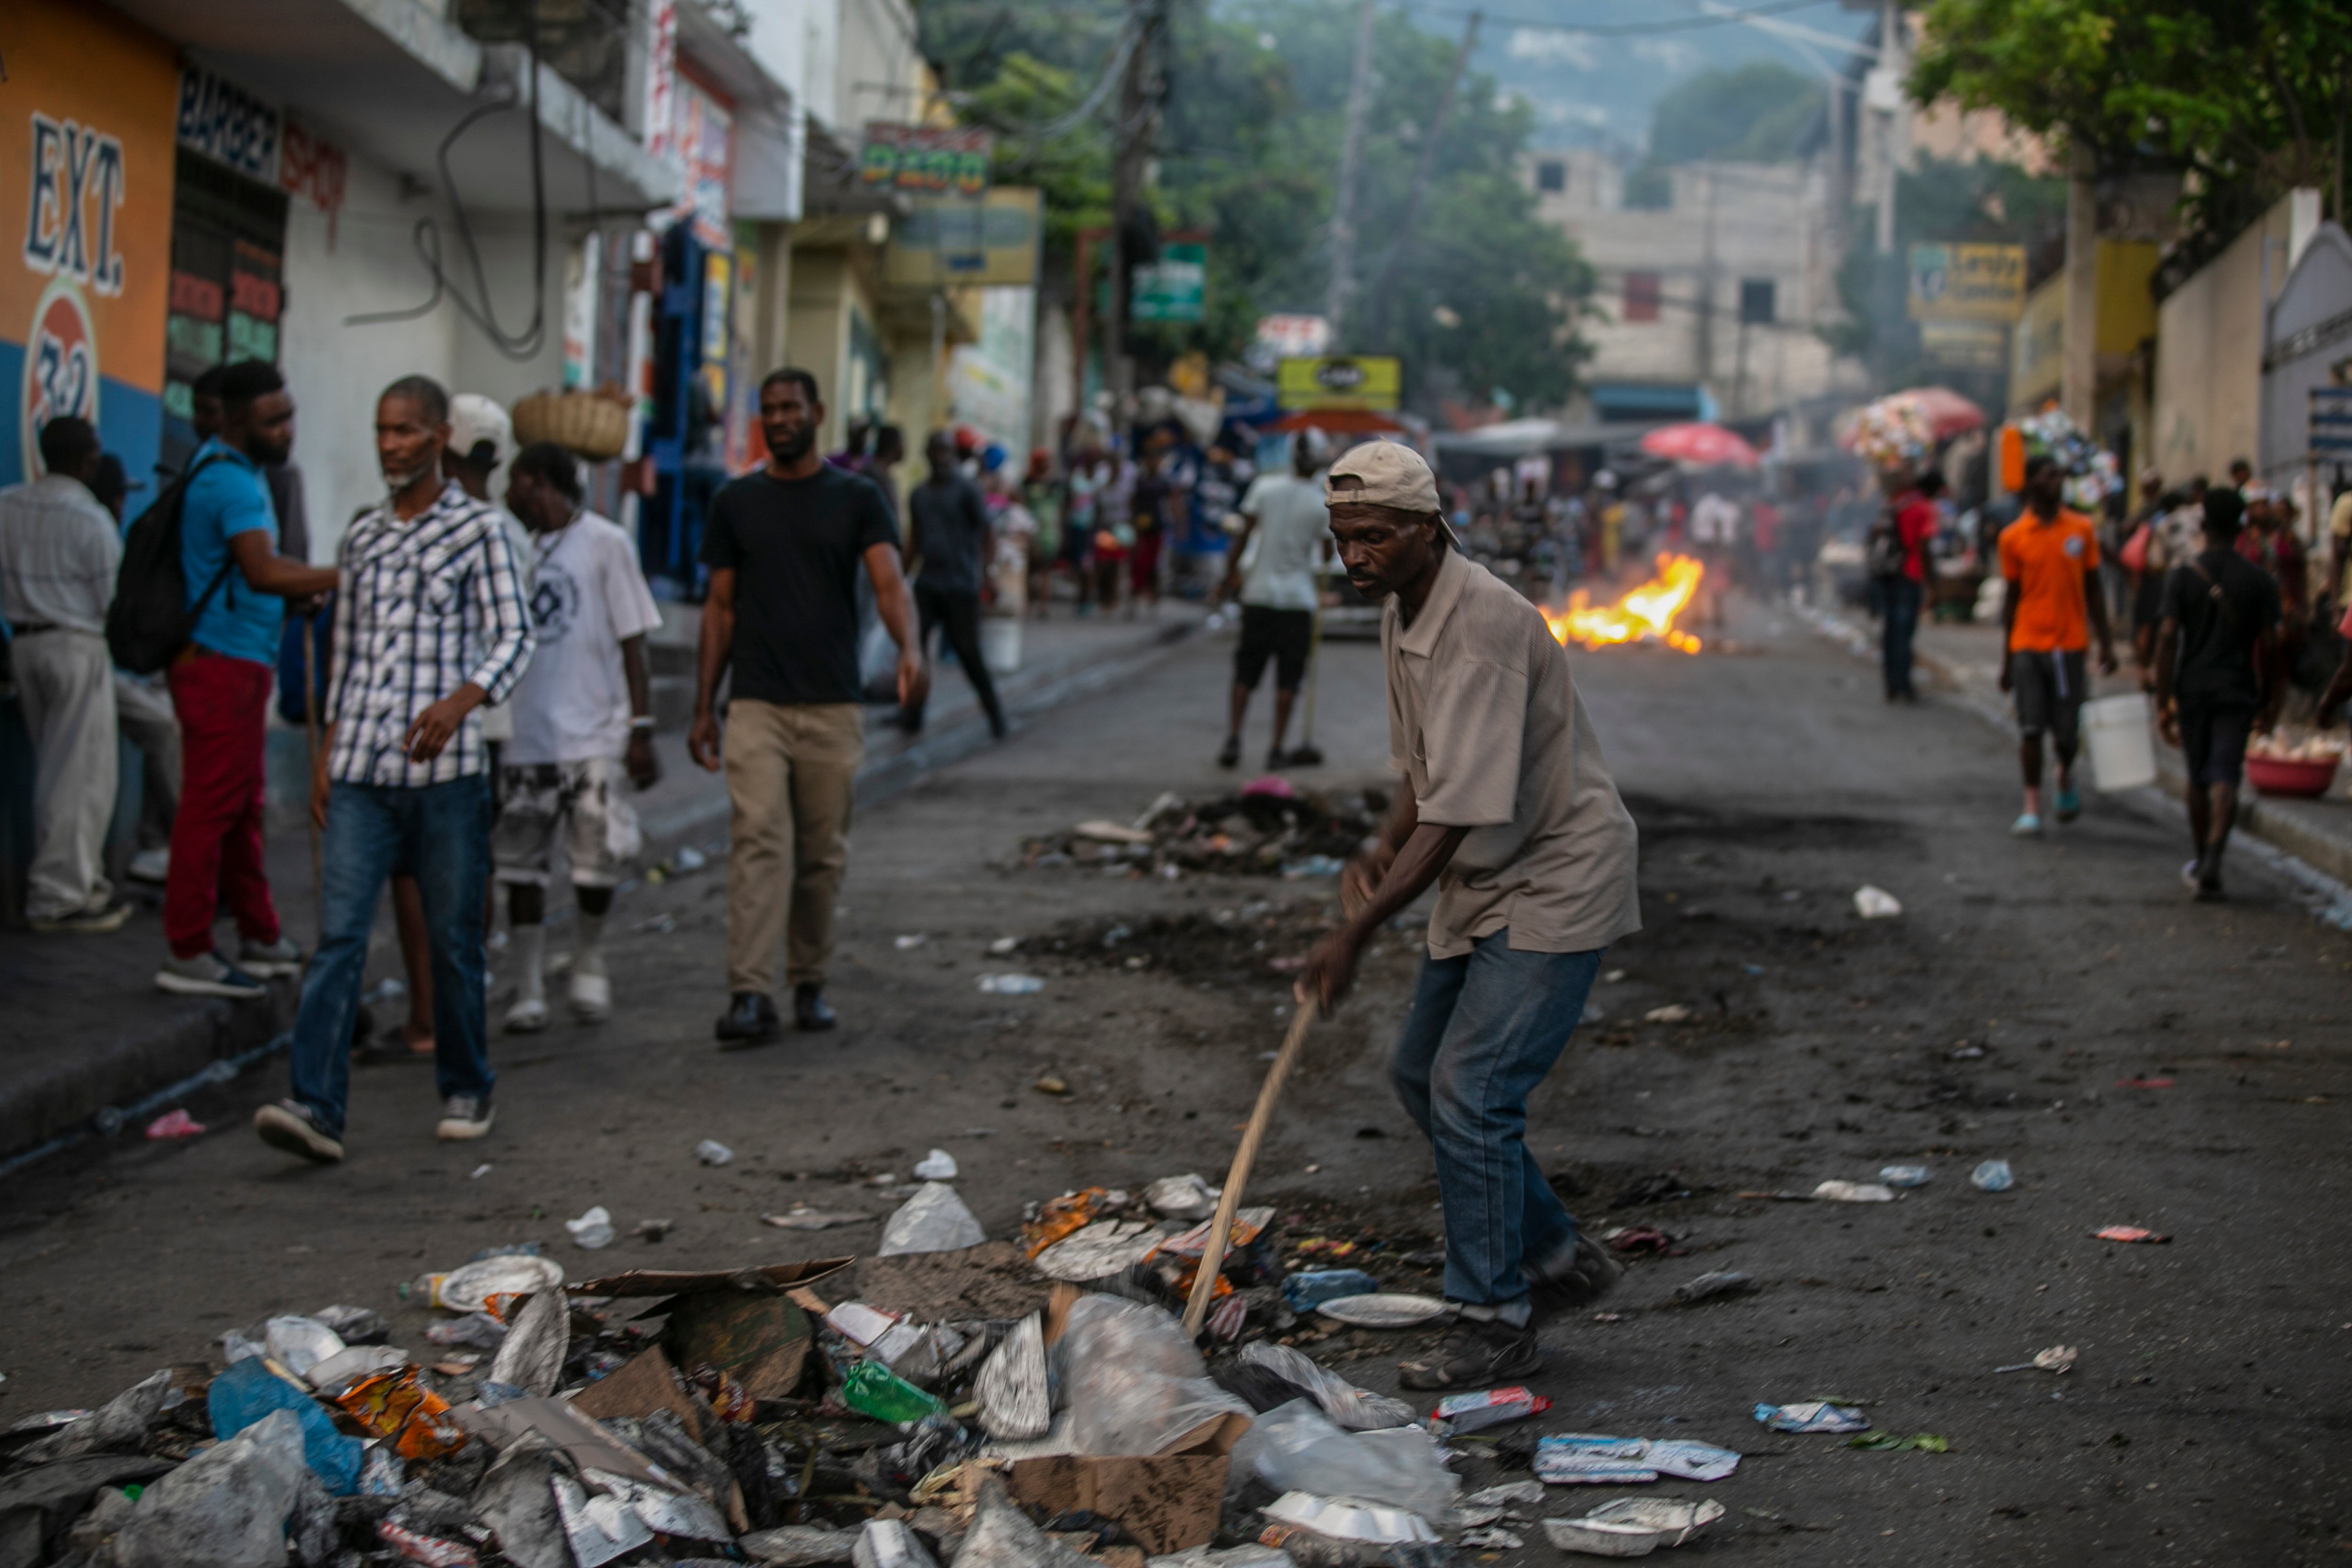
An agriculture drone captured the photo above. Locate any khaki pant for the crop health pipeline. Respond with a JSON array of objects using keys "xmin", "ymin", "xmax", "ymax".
[
  {"xmin": 14, "ymin": 630, "xmax": 118, "ymax": 921},
  {"xmin": 723, "ymin": 700, "xmax": 863, "ymax": 995}
]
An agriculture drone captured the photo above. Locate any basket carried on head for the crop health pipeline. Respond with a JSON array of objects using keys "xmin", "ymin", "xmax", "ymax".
[{"xmin": 512, "ymin": 386, "xmax": 633, "ymax": 461}]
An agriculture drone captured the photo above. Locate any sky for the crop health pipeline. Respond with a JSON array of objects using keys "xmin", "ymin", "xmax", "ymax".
[{"xmin": 1388, "ymin": 0, "xmax": 1875, "ymax": 155}]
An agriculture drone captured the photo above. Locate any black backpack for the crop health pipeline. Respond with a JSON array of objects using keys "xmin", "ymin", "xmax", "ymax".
[{"xmin": 106, "ymin": 454, "xmax": 229, "ymax": 674}]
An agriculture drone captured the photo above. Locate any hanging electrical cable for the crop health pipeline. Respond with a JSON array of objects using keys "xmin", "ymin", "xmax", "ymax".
[{"xmin": 347, "ymin": 4, "xmax": 550, "ymax": 360}]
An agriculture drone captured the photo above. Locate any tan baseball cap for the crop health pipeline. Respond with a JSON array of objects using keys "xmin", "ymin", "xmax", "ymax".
[{"xmin": 1326, "ymin": 438, "xmax": 1440, "ymax": 513}]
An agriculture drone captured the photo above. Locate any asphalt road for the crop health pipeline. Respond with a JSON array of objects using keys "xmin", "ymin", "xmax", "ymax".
[{"xmin": 2, "ymin": 596, "xmax": 2346, "ymax": 1565}]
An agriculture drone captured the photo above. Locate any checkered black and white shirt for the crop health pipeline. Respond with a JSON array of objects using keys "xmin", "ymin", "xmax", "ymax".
[{"xmin": 326, "ymin": 481, "xmax": 534, "ymax": 788}]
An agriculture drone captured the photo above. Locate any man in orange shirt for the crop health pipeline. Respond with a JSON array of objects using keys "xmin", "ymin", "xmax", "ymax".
[{"xmin": 1997, "ymin": 455, "xmax": 2119, "ymax": 834}]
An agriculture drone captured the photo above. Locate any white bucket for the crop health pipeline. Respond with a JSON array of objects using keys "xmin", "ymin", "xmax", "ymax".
[
  {"xmin": 979, "ymin": 616, "xmax": 1023, "ymax": 675},
  {"xmin": 2083, "ymin": 692, "xmax": 2157, "ymax": 792}
]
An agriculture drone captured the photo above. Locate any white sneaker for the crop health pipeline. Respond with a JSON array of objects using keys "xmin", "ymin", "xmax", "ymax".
[
  {"xmin": 569, "ymin": 968, "xmax": 612, "ymax": 1022},
  {"xmin": 505, "ymin": 996, "xmax": 550, "ymax": 1034},
  {"xmin": 127, "ymin": 846, "xmax": 170, "ymax": 884},
  {"xmin": 156, "ymin": 950, "xmax": 268, "ymax": 998},
  {"xmin": 238, "ymin": 935, "xmax": 304, "ymax": 978}
]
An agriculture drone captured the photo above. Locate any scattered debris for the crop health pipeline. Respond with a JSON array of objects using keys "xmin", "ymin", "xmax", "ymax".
[
  {"xmin": 694, "ymin": 1138, "xmax": 734, "ymax": 1167},
  {"xmin": 2092, "ymin": 1226, "xmax": 2171, "ymax": 1244},
  {"xmin": 1754, "ymin": 1401, "xmax": 1869, "ymax": 1433},
  {"xmin": 1280, "ymin": 1270, "xmax": 1380, "ymax": 1313},
  {"xmin": 894, "ymin": 933, "xmax": 930, "ymax": 950},
  {"xmin": 978, "ymin": 974, "xmax": 1046, "ymax": 995},
  {"xmin": 1535, "ymin": 1433, "xmax": 1741, "ymax": 1485},
  {"xmin": 1429, "ymin": 1387, "xmax": 1551, "ymax": 1434},
  {"xmin": 1971, "ymin": 1160, "xmax": 2016, "ymax": 1193},
  {"xmin": 1845, "ymin": 1431, "xmax": 1950, "ymax": 1451},
  {"xmin": 1878, "ymin": 1165, "xmax": 1931, "ymax": 1187},
  {"xmin": 912, "ymin": 1149, "xmax": 960, "ymax": 1181},
  {"xmin": 1995, "ymin": 1346, "xmax": 2078, "ymax": 1375},
  {"xmin": 1604, "ymin": 1226, "xmax": 1683, "ymax": 1257},
  {"xmin": 1312, "ymin": 1294, "xmax": 1449, "ymax": 1329},
  {"xmin": 877, "ymin": 1183, "xmax": 988, "ymax": 1256},
  {"xmin": 1024, "ymin": 789, "xmax": 1387, "ymax": 878},
  {"xmin": 1544, "ymin": 1496, "xmax": 1726, "ymax": 1555},
  {"xmin": 143, "ymin": 1109, "xmax": 205, "ymax": 1139},
  {"xmin": 1670, "ymin": 1271, "xmax": 1754, "ymax": 1305},
  {"xmin": 1853, "ymin": 885, "xmax": 1902, "ymax": 919},
  {"xmin": 1143, "ymin": 1174, "xmax": 1220, "ymax": 1220},
  {"xmin": 564, "ymin": 1206, "xmax": 616, "ymax": 1250},
  {"xmin": 762, "ymin": 1205, "xmax": 870, "ymax": 1229},
  {"xmin": 1811, "ymin": 1180, "xmax": 1896, "ymax": 1202},
  {"xmin": 1643, "ymin": 1004, "xmax": 1694, "ymax": 1024}
]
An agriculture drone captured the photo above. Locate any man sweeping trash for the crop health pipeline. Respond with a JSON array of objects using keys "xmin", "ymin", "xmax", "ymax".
[{"xmin": 1296, "ymin": 440, "xmax": 1641, "ymax": 1390}]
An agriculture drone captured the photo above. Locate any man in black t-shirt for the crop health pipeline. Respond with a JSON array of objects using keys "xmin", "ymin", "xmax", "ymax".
[
  {"xmin": 692, "ymin": 369, "xmax": 926, "ymax": 1044},
  {"xmin": 2153, "ymin": 487, "xmax": 2280, "ymax": 902},
  {"xmin": 901, "ymin": 430, "xmax": 1006, "ymax": 738}
]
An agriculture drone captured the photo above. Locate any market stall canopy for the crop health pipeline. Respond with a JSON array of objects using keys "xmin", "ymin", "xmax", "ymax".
[{"xmin": 1638, "ymin": 422, "xmax": 1759, "ymax": 469}]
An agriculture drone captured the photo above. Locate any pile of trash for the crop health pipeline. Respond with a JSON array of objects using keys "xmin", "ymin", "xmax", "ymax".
[
  {"xmin": 1017, "ymin": 783, "xmax": 1385, "ymax": 881},
  {"xmin": 2, "ymin": 1173, "xmax": 1747, "ymax": 1567}
]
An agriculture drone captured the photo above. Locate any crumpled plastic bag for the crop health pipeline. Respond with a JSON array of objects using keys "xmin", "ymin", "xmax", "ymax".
[
  {"xmin": 487, "ymin": 1289, "xmax": 567, "ymax": 1397},
  {"xmin": 1054, "ymin": 1293, "xmax": 1254, "ymax": 1458},
  {"xmin": 850, "ymin": 1517, "xmax": 937, "ymax": 1567},
  {"xmin": 974, "ymin": 1313, "xmax": 1050, "ymax": 1439},
  {"xmin": 1232, "ymin": 1342, "xmax": 1416, "ymax": 1432},
  {"xmin": 1227, "ymin": 1399, "xmax": 1458, "ymax": 1525},
  {"xmin": 112, "ymin": 1407, "xmax": 310, "ymax": 1568},
  {"xmin": 207, "ymin": 1356, "xmax": 366, "ymax": 1494},
  {"xmin": 876, "ymin": 1182, "xmax": 987, "ymax": 1256},
  {"xmin": 950, "ymin": 1474, "xmax": 1100, "ymax": 1568}
]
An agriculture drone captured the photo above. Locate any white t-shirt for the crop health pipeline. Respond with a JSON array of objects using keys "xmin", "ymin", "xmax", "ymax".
[
  {"xmin": 505, "ymin": 511, "xmax": 663, "ymax": 765},
  {"xmin": 474, "ymin": 506, "xmax": 536, "ymax": 743},
  {"xmin": 1236, "ymin": 472, "xmax": 1329, "ymax": 611}
]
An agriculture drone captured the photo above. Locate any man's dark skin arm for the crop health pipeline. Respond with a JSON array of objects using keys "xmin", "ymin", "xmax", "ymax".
[
  {"xmin": 621, "ymin": 634, "xmax": 659, "ymax": 788},
  {"xmin": 227, "ymin": 530, "xmax": 338, "ymax": 598},
  {"xmin": 2085, "ymin": 562, "xmax": 2119, "ymax": 674},
  {"xmin": 1301, "ymin": 774, "xmax": 1469, "ymax": 1015},
  {"xmin": 688, "ymin": 568, "xmax": 738, "ymax": 772}
]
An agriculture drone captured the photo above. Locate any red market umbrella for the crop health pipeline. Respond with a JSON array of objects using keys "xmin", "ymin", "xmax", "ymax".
[
  {"xmin": 1895, "ymin": 386, "xmax": 1987, "ymax": 441},
  {"xmin": 1261, "ymin": 408, "xmax": 1406, "ymax": 435},
  {"xmin": 1638, "ymin": 422, "xmax": 1759, "ymax": 468}
]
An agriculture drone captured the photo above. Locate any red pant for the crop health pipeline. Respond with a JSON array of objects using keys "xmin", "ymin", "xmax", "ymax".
[
  {"xmin": 164, "ymin": 652, "xmax": 282, "ymax": 958},
  {"xmin": 1128, "ymin": 529, "xmax": 1163, "ymax": 596}
]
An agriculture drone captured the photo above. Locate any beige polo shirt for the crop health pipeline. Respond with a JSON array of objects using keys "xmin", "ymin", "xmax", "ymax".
[{"xmin": 1384, "ymin": 548, "xmax": 1642, "ymax": 957}]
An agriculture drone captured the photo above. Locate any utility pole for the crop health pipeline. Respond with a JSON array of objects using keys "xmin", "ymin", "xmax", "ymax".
[
  {"xmin": 1365, "ymin": 9, "xmax": 1479, "ymax": 346},
  {"xmin": 1106, "ymin": 0, "xmax": 1168, "ymax": 416},
  {"xmin": 2060, "ymin": 140, "xmax": 2098, "ymax": 432},
  {"xmin": 1324, "ymin": 0, "xmax": 1378, "ymax": 347}
]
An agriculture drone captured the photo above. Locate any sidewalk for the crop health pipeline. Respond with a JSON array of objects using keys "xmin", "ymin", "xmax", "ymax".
[
  {"xmin": 0, "ymin": 603, "xmax": 1206, "ymax": 1166},
  {"xmin": 1814, "ymin": 604, "xmax": 2352, "ymax": 891}
]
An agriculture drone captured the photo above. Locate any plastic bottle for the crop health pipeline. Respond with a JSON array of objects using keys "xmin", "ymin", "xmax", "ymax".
[
  {"xmin": 1281, "ymin": 1269, "xmax": 1382, "ymax": 1312},
  {"xmin": 1971, "ymin": 1159, "xmax": 2015, "ymax": 1192},
  {"xmin": 841, "ymin": 1360, "xmax": 947, "ymax": 1425}
]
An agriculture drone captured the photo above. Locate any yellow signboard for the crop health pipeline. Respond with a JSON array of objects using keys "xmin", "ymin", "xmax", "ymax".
[
  {"xmin": 1277, "ymin": 355, "xmax": 1401, "ymax": 411},
  {"xmin": 1908, "ymin": 243, "xmax": 2027, "ymax": 322},
  {"xmin": 883, "ymin": 186, "xmax": 1040, "ymax": 288}
]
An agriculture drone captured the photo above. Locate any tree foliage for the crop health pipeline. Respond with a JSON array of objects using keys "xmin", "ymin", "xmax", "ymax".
[
  {"xmin": 1909, "ymin": 0, "xmax": 2352, "ymax": 248},
  {"xmin": 1625, "ymin": 62, "xmax": 1823, "ymax": 208},
  {"xmin": 930, "ymin": 0, "xmax": 1596, "ymax": 409}
]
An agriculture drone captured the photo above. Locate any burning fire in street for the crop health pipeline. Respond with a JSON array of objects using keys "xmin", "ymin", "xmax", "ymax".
[{"xmin": 1546, "ymin": 553, "xmax": 1706, "ymax": 654}]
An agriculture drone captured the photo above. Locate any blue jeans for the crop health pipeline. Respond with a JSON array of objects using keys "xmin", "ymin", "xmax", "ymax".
[
  {"xmin": 1880, "ymin": 576, "xmax": 1922, "ymax": 698},
  {"xmin": 288, "ymin": 775, "xmax": 494, "ymax": 1137},
  {"xmin": 1390, "ymin": 933, "xmax": 1604, "ymax": 1309}
]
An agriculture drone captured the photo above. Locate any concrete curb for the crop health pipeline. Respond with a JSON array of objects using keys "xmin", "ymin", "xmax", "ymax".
[
  {"xmin": 0, "ymin": 616, "xmax": 1205, "ymax": 1172},
  {"xmin": 1799, "ymin": 603, "xmax": 2352, "ymax": 924}
]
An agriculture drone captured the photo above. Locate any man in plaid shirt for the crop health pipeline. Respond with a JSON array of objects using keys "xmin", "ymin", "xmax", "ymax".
[{"xmin": 255, "ymin": 375, "xmax": 534, "ymax": 1163}]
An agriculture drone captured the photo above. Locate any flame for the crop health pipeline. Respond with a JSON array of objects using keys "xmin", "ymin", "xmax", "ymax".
[{"xmin": 1545, "ymin": 553, "xmax": 1705, "ymax": 654}]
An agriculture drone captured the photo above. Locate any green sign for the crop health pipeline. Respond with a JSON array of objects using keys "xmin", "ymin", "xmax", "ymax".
[{"xmin": 1131, "ymin": 241, "xmax": 1206, "ymax": 324}]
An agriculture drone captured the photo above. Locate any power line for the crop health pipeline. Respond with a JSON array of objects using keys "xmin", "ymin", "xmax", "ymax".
[{"xmin": 1401, "ymin": 0, "xmax": 1836, "ymax": 38}]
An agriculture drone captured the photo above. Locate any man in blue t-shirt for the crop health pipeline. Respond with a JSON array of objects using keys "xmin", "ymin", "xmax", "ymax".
[{"xmin": 157, "ymin": 360, "xmax": 340, "ymax": 999}]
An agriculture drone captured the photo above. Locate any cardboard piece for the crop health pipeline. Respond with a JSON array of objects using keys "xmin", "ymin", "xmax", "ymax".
[
  {"xmin": 567, "ymin": 1258, "xmax": 853, "ymax": 1298},
  {"xmin": 452, "ymin": 1397, "xmax": 671, "ymax": 1488},
  {"xmin": 663, "ymin": 1292, "xmax": 812, "ymax": 1401},
  {"xmin": 1004, "ymin": 1454, "xmax": 1230, "ymax": 1555},
  {"xmin": 566, "ymin": 1345, "xmax": 709, "ymax": 1440}
]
